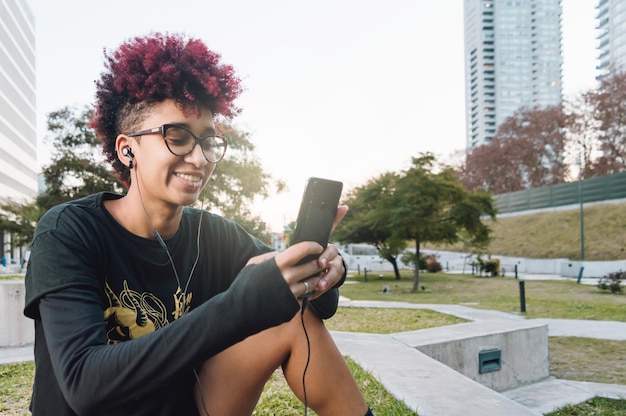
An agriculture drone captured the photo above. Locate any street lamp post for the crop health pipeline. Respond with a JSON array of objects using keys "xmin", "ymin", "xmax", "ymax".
[
  {"xmin": 578, "ymin": 145, "xmax": 586, "ymax": 261},
  {"xmin": 578, "ymin": 170, "xmax": 585, "ymax": 261}
]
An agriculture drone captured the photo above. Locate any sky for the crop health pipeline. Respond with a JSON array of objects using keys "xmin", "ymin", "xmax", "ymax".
[{"xmin": 27, "ymin": 0, "xmax": 598, "ymax": 232}]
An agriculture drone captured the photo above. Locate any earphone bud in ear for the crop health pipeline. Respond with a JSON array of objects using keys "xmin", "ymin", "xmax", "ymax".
[{"xmin": 122, "ymin": 147, "xmax": 135, "ymax": 169}]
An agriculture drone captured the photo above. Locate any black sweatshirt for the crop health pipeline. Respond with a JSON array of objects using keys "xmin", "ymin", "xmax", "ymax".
[{"xmin": 24, "ymin": 192, "xmax": 340, "ymax": 415}]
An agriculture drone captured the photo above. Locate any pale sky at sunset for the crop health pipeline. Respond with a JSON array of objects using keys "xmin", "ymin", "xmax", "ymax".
[{"xmin": 28, "ymin": 0, "xmax": 598, "ymax": 231}]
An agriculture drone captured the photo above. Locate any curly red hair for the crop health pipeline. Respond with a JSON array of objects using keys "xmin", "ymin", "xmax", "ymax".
[{"xmin": 90, "ymin": 32, "xmax": 242, "ymax": 186}]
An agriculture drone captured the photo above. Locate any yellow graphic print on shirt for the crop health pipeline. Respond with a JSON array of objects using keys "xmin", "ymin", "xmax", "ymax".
[
  {"xmin": 173, "ymin": 287, "xmax": 193, "ymax": 320},
  {"xmin": 104, "ymin": 280, "xmax": 169, "ymax": 344}
]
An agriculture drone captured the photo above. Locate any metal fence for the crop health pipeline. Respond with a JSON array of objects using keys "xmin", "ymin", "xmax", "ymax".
[{"xmin": 493, "ymin": 171, "xmax": 626, "ymax": 214}]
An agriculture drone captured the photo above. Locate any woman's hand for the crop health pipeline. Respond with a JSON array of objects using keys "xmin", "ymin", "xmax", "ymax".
[
  {"xmin": 277, "ymin": 205, "xmax": 348, "ymax": 299},
  {"xmin": 246, "ymin": 205, "xmax": 348, "ymax": 299},
  {"xmin": 273, "ymin": 242, "xmax": 344, "ymax": 299}
]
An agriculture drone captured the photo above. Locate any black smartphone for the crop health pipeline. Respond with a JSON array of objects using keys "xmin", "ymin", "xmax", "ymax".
[{"xmin": 290, "ymin": 177, "xmax": 343, "ymax": 265}]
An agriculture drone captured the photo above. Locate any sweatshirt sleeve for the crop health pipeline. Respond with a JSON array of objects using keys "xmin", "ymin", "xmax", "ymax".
[{"xmin": 38, "ymin": 259, "xmax": 299, "ymax": 415}]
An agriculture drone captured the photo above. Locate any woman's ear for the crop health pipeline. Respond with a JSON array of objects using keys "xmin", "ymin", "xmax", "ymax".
[{"xmin": 116, "ymin": 134, "xmax": 134, "ymax": 168}]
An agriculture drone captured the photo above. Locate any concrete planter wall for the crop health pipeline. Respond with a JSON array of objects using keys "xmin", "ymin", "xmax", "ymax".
[
  {"xmin": 0, "ymin": 280, "xmax": 34, "ymax": 347},
  {"xmin": 395, "ymin": 321, "xmax": 550, "ymax": 392}
]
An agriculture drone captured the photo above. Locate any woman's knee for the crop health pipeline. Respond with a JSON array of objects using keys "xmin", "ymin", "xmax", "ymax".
[{"xmin": 197, "ymin": 307, "xmax": 319, "ymax": 382}]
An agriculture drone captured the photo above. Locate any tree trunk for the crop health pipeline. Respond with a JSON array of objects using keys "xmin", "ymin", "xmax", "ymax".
[
  {"xmin": 412, "ymin": 237, "xmax": 421, "ymax": 292},
  {"xmin": 381, "ymin": 253, "xmax": 401, "ymax": 280},
  {"xmin": 390, "ymin": 257, "xmax": 401, "ymax": 280}
]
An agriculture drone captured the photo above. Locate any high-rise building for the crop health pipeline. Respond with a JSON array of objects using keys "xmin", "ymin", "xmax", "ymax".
[
  {"xmin": 463, "ymin": 0, "xmax": 563, "ymax": 150},
  {"xmin": 1, "ymin": 0, "xmax": 36, "ymax": 268},
  {"xmin": 0, "ymin": 0, "xmax": 37, "ymax": 203},
  {"xmin": 596, "ymin": 0, "xmax": 626, "ymax": 76}
]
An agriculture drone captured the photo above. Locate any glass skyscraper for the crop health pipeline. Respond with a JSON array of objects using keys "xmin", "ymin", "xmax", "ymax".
[
  {"xmin": 0, "ymin": 0, "xmax": 37, "ymax": 202},
  {"xmin": 464, "ymin": 0, "xmax": 563, "ymax": 150},
  {"xmin": 596, "ymin": 0, "xmax": 626, "ymax": 76}
]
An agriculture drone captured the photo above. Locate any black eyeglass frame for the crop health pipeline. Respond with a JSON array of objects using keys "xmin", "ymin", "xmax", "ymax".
[{"xmin": 126, "ymin": 123, "xmax": 228, "ymax": 163}]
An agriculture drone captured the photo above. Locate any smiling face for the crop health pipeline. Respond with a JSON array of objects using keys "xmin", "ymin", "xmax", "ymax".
[{"xmin": 121, "ymin": 99, "xmax": 217, "ymax": 210}]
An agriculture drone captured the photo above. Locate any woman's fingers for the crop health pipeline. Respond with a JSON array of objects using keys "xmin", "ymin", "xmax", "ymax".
[
  {"xmin": 274, "ymin": 242, "xmax": 324, "ymax": 280},
  {"xmin": 271, "ymin": 226, "xmax": 347, "ymax": 299}
]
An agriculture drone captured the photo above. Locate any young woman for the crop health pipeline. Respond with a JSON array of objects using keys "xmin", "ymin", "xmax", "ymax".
[{"xmin": 24, "ymin": 33, "xmax": 373, "ymax": 416}]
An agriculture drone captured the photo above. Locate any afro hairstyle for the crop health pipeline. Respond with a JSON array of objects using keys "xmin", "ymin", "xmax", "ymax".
[{"xmin": 90, "ymin": 32, "xmax": 242, "ymax": 186}]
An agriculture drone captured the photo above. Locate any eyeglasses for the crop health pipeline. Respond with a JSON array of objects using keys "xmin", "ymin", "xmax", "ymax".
[{"xmin": 126, "ymin": 124, "xmax": 227, "ymax": 163}]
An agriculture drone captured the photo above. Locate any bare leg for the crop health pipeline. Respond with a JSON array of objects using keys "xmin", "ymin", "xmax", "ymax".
[{"xmin": 194, "ymin": 305, "xmax": 368, "ymax": 416}]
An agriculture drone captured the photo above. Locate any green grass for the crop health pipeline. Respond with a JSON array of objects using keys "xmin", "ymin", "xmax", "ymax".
[
  {"xmin": 325, "ymin": 305, "xmax": 468, "ymax": 333},
  {"xmin": 0, "ymin": 361, "xmax": 33, "ymax": 416},
  {"xmin": 340, "ymin": 270, "xmax": 626, "ymax": 321},
  {"xmin": 545, "ymin": 397, "xmax": 626, "ymax": 416},
  {"xmin": 426, "ymin": 201, "xmax": 626, "ymax": 261},
  {"xmin": 548, "ymin": 337, "xmax": 626, "ymax": 385},
  {"xmin": 0, "ymin": 275, "xmax": 23, "ymax": 281}
]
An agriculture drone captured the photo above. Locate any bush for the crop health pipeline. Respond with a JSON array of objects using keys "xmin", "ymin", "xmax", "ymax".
[
  {"xmin": 419, "ymin": 255, "xmax": 427, "ymax": 270},
  {"xmin": 426, "ymin": 256, "xmax": 442, "ymax": 273},
  {"xmin": 475, "ymin": 257, "xmax": 500, "ymax": 277},
  {"xmin": 597, "ymin": 271, "xmax": 624, "ymax": 293},
  {"xmin": 484, "ymin": 258, "xmax": 500, "ymax": 276},
  {"xmin": 400, "ymin": 252, "xmax": 429, "ymax": 270}
]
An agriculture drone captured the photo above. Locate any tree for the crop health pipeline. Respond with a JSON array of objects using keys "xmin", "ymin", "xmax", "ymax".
[
  {"xmin": 0, "ymin": 106, "xmax": 123, "ymax": 251},
  {"xmin": 461, "ymin": 105, "xmax": 569, "ymax": 193},
  {"xmin": 36, "ymin": 106, "xmax": 123, "ymax": 212},
  {"xmin": 563, "ymin": 94, "xmax": 598, "ymax": 178},
  {"xmin": 461, "ymin": 136, "xmax": 521, "ymax": 193},
  {"xmin": 583, "ymin": 70, "xmax": 626, "ymax": 175},
  {"xmin": 2, "ymin": 107, "xmax": 283, "ymax": 245},
  {"xmin": 391, "ymin": 153, "xmax": 496, "ymax": 292},
  {"xmin": 499, "ymin": 105, "xmax": 569, "ymax": 187},
  {"xmin": 0, "ymin": 200, "xmax": 41, "ymax": 252},
  {"xmin": 333, "ymin": 173, "xmax": 407, "ymax": 279}
]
